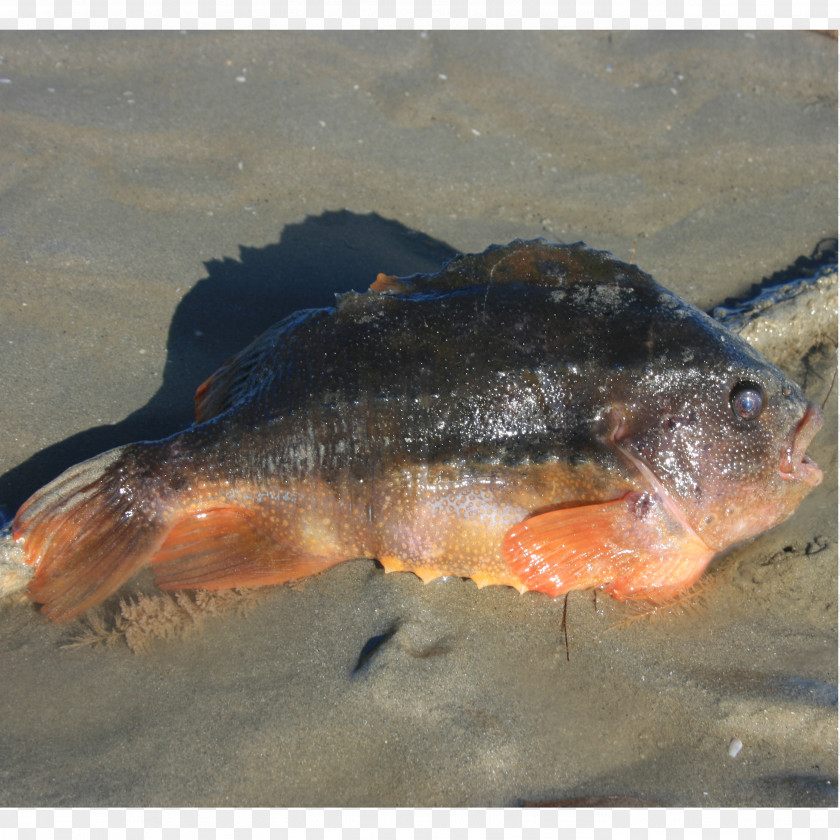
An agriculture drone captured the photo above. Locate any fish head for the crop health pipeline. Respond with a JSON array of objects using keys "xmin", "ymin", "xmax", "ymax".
[{"xmin": 604, "ymin": 300, "xmax": 824, "ymax": 554}]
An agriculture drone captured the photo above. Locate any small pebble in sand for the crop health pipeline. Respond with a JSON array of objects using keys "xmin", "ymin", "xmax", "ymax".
[{"xmin": 728, "ymin": 737, "xmax": 743, "ymax": 757}]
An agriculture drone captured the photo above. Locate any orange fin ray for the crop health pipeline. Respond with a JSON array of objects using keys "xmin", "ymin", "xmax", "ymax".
[
  {"xmin": 503, "ymin": 497, "xmax": 637, "ymax": 597},
  {"xmin": 369, "ymin": 273, "xmax": 416, "ymax": 294},
  {"xmin": 194, "ymin": 309, "xmax": 325, "ymax": 423},
  {"xmin": 151, "ymin": 507, "xmax": 337, "ymax": 590},
  {"xmin": 503, "ymin": 494, "xmax": 715, "ymax": 601},
  {"xmin": 13, "ymin": 445, "xmax": 167, "ymax": 622}
]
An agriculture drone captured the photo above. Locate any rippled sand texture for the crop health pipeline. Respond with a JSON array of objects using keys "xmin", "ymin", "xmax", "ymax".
[{"xmin": 0, "ymin": 32, "xmax": 836, "ymax": 807}]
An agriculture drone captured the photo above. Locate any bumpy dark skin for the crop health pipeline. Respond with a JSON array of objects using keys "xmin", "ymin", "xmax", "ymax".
[{"xmin": 14, "ymin": 240, "xmax": 823, "ymax": 620}]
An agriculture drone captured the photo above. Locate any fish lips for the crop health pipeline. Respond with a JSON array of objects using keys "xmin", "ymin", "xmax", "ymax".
[{"xmin": 779, "ymin": 402, "xmax": 824, "ymax": 487}]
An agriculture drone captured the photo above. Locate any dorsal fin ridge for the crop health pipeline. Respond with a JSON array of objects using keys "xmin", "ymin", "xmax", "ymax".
[
  {"xmin": 367, "ymin": 238, "xmax": 656, "ymax": 297},
  {"xmin": 194, "ymin": 308, "xmax": 327, "ymax": 423}
]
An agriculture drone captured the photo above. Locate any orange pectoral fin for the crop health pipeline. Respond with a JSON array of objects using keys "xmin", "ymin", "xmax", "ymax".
[
  {"xmin": 503, "ymin": 496, "xmax": 638, "ymax": 598},
  {"xmin": 502, "ymin": 494, "xmax": 716, "ymax": 602},
  {"xmin": 151, "ymin": 507, "xmax": 338, "ymax": 591}
]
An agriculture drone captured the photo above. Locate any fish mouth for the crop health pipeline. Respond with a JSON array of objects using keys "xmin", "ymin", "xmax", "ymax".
[{"xmin": 779, "ymin": 402, "xmax": 824, "ymax": 487}]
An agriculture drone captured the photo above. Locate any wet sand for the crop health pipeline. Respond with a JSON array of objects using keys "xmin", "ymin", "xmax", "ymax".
[{"xmin": 0, "ymin": 32, "xmax": 836, "ymax": 807}]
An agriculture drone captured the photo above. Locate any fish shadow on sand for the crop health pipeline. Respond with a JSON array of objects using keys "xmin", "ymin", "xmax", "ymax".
[{"xmin": 0, "ymin": 211, "xmax": 459, "ymax": 518}]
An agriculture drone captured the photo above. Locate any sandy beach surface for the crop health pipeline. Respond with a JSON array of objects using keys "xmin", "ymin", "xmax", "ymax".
[{"xmin": 0, "ymin": 32, "xmax": 836, "ymax": 807}]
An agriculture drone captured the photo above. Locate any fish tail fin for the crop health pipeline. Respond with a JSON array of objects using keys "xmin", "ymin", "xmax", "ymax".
[
  {"xmin": 15, "ymin": 446, "xmax": 350, "ymax": 620},
  {"xmin": 12, "ymin": 444, "xmax": 169, "ymax": 622}
]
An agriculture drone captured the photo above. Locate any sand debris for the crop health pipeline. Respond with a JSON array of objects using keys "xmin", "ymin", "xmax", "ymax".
[{"xmin": 62, "ymin": 588, "xmax": 261, "ymax": 654}]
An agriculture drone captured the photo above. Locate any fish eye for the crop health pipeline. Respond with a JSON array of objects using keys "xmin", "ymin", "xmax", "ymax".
[{"xmin": 730, "ymin": 381, "xmax": 765, "ymax": 421}]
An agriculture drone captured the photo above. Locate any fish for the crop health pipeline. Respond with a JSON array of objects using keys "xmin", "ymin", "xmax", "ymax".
[{"xmin": 11, "ymin": 239, "xmax": 824, "ymax": 622}]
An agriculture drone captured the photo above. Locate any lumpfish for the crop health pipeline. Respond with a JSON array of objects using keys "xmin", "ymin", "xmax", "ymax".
[{"xmin": 12, "ymin": 240, "xmax": 824, "ymax": 622}]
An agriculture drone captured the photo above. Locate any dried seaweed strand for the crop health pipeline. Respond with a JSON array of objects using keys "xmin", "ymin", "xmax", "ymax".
[{"xmin": 62, "ymin": 588, "xmax": 261, "ymax": 654}]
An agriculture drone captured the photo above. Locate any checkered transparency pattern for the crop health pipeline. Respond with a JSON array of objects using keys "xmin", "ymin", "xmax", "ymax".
[
  {"xmin": 2, "ymin": 809, "xmax": 840, "ymax": 834},
  {"xmin": 0, "ymin": 3, "xmax": 837, "ymax": 836},
  {"xmin": 4, "ymin": 0, "xmax": 840, "ymax": 27}
]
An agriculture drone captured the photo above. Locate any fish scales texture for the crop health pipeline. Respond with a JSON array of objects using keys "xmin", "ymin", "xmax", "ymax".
[{"xmin": 11, "ymin": 240, "xmax": 824, "ymax": 621}]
